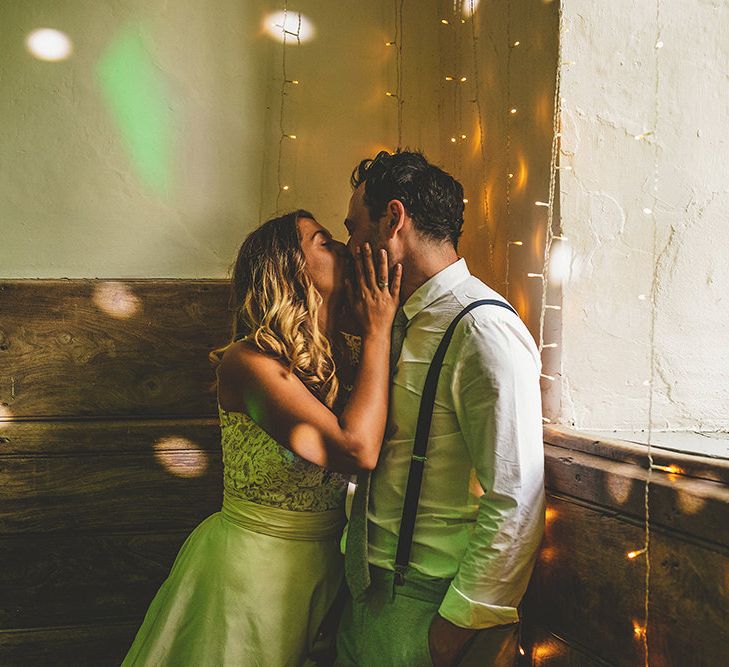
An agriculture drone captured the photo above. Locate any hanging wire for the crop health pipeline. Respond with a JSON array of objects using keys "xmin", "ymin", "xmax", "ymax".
[
  {"xmin": 275, "ymin": 4, "xmax": 301, "ymax": 210},
  {"xmin": 467, "ymin": 0, "xmax": 494, "ymax": 278},
  {"xmin": 641, "ymin": 1, "xmax": 664, "ymax": 663},
  {"xmin": 396, "ymin": 0, "xmax": 405, "ymax": 148},
  {"xmin": 536, "ymin": 2, "xmax": 564, "ymax": 355}
]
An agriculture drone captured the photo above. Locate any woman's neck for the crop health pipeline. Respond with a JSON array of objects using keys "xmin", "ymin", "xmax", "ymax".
[{"xmin": 318, "ymin": 293, "xmax": 342, "ymax": 341}]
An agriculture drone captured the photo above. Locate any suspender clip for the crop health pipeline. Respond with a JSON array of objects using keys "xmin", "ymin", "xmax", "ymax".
[{"xmin": 411, "ymin": 454, "xmax": 427, "ymax": 463}]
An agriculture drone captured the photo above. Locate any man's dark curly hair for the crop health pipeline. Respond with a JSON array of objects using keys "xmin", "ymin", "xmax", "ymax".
[{"xmin": 350, "ymin": 150, "xmax": 465, "ymax": 250}]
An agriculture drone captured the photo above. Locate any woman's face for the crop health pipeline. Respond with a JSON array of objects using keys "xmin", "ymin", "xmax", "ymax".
[{"xmin": 297, "ymin": 217, "xmax": 350, "ymax": 301}]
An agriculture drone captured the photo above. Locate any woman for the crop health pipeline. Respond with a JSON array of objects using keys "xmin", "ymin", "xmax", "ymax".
[{"xmin": 122, "ymin": 210, "xmax": 401, "ymax": 666}]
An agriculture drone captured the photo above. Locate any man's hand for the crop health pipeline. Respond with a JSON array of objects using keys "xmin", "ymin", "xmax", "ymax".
[{"xmin": 427, "ymin": 614, "xmax": 477, "ymax": 667}]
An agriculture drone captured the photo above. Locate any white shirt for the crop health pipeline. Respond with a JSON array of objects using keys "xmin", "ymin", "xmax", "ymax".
[{"xmin": 367, "ymin": 258, "xmax": 546, "ymax": 629}]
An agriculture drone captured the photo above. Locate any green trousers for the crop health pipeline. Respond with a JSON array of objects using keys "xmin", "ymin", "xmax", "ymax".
[{"xmin": 335, "ymin": 566, "xmax": 519, "ymax": 667}]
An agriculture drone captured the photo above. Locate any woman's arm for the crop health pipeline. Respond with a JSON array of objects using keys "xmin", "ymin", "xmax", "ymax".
[{"xmin": 218, "ymin": 245, "xmax": 401, "ymax": 474}]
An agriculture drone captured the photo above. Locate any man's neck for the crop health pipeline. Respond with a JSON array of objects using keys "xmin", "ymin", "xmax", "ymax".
[{"xmin": 398, "ymin": 243, "xmax": 460, "ymax": 306}]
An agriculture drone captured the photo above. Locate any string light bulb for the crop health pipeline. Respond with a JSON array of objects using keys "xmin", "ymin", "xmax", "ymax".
[
  {"xmin": 463, "ymin": 198, "xmax": 469, "ymax": 203},
  {"xmin": 460, "ymin": 76, "xmax": 467, "ymax": 82},
  {"xmin": 445, "ymin": 76, "xmax": 454, "ymax": 81},
  {"xmin": 627, "ymin": 548, "xmax": 647, "ymax": 559},
  {"xmin": 441, "ymin": 18, "xmax": 449, "ymax": 25},
  {"xmin": 508, "ymin": 240, "xmax": 523, "ymax": 246},
  {"xmin": 512, "ymin": 40, "xmax": 520, "ymax": 47},
  {"xmin": 282, "ymin": 185, "xmax": 290, "ymax": 191},
  {"xmin": 528, "ymin": 273, "xmax": 544, "ymax": 279},
  {"xmin": 651, "ymin": 464, "xmax": 683, "ymax": 474},
  {"xmin": 510, "ymin": 107, "xmax": 518, "ymax": 114}
]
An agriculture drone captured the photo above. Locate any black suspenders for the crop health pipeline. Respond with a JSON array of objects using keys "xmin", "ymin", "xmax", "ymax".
[{"xmin": 393, "ymin": 299, "xmax": 518, "ymax": 586}]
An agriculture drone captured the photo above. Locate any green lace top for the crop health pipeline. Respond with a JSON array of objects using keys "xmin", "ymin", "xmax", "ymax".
[{"xmin": 218, "ymin": 405, "xmax": 349, "ymax": 512}]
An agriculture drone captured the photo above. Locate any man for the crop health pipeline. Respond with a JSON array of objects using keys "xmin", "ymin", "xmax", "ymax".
[{"xmin": 336, "ymin": 151, "xmax": 545, "ymax": 667}]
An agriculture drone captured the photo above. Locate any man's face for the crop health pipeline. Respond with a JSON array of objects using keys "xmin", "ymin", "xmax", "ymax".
[{"xmin": 344, "ymin": 184, "xmax": 382, "ymax": 261}]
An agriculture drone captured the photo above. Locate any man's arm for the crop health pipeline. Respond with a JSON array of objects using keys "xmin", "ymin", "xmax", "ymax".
[{"xmin": 429, "ymin": 317, "xmax": 545, "ymax": 663}]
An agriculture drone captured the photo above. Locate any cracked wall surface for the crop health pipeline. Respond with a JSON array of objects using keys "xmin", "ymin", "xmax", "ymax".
[{"xmin": 559, "ymin": 0, "xmax": 729, "ymax": 431}]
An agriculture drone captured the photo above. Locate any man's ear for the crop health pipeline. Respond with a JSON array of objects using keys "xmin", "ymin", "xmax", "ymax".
[{"xmin": 386, "ymin": 199, "xmax": 406, "ymax": 239}]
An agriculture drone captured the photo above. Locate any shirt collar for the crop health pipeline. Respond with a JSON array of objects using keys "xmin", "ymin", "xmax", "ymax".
[{"xmin": 402, "ymin": 257, "xmax": 470, "ymax": 321}]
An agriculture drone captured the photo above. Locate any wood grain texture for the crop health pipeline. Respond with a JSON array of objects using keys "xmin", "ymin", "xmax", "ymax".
[
  {"xmin": 0, "ymin": 621, "xmax": 138, "ymax": 666},
  {"xmin": 524, "ymin": 496, "xmax": 728, "ymax": 667},
  {"xmin": 0, "ymin": 418, "xmax": 220, "ymax": 456},
  {"xmin": 0, "ymin": 446, "xmax": 222, "ymax": 534},
  {"xmin": 0, "ymin": 531, "xmax": 189, "ymax": 630},
  {"xmin": 545, "ymin": 426, "xmax": 729, "ymax": 486},
  {"xmin": 0, "ymin": 280, "xmax": 231, "ymax": 419},
  {"xmin": 545, "ymin": 443, "xmax": 729, "ymax": 550},
  {"xmin": 520, "ymin": 626, "xmax": 613, "ymax": 666}
]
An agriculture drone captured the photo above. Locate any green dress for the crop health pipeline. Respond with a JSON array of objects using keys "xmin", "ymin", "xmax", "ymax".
[{"xmin": 121, "ymin": 405, "xmax": 348, "ymax": 666}]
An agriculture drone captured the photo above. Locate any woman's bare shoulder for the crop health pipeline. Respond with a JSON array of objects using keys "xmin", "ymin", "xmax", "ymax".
[{"xmin": 217, "ymin": 341, "xmax": 291, "ymax": 411}]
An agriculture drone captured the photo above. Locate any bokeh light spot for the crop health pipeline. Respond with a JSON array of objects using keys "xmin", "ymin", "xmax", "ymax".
[
  {"xmin": 263, "ymin": 11, "xmax": 316, "ymax": 44},
  {"xmin": 154, "ymin": 436, "xmax": 209, "ymax": 478},
  {"xmin": 93, "ymin": 282, "xmax": 141, "ymax": 319},
  {"xmin": 26, "ymin": 28, "xmax": 73, "ymax": 62},
  {"xmin": 548, "ymin": 242, "xmax": 572, "ymax": 285},
  {"xmin": 462, "ymin": 0, "xmax": 481, "ymax": 18}
]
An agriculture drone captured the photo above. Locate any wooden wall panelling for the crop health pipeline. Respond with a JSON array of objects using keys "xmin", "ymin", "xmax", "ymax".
[
  {"xmin": 544, "ymin": 444, "xmax": 729, "ymax": 549},
  {"xmin": 0, "ymin": 280, "xmax": 234, "ymax": 665},
  {"xmin": 519, "ymin": 625, "xmax": 613, "ymax": 666},
  {"xmin": 0, "ymin": 418, "xmax": 220, "ymax": 456},
  {"xmin": 0, "ymin": 532, "xmax": 190, "ymax": 629},
  {"xmin": 525, "ymin": 495, "xmax": 729, "ymax": 667},
  {"xmin": 0, "ymin": 280, "xmax": 231, "ymax": 419},
  {"xmin": 0, "ymin": 435, "xmax": 223, "ymax": 534},
  {"xmin": 0, "ymin": 622, "xmax": 140, "ymax": 667},
  {"xmin": 545, "ymin": 426, "xmax": 729, "ymax": 486}
]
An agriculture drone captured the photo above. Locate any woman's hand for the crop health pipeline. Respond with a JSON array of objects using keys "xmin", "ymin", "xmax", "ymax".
[{"xmin": 346, "ymin": 243, "xmax": 402, "ymax": 338}]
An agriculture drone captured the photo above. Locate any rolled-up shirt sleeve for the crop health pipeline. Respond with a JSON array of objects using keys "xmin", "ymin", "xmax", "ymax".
[{"xmin": 438, "ymin": 317, "xmax": 546, "ymax": 629}]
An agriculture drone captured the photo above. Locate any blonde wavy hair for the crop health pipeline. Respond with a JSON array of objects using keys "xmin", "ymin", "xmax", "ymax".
[{"xmin": 210, "ymin": 210, "xmax": 339, "ymax": 408}]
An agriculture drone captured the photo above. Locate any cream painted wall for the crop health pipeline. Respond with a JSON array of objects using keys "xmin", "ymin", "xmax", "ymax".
[
  {"xmin": 558, "ymin": 1, "xmax": 729, "ymax": 431},
  {"xmin": 0, "ymin": 0, "xmax": 443, "ymax": 278}
]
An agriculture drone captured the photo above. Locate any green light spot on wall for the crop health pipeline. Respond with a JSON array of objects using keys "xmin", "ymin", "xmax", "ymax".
[{"xmin": 97, "ymin": 28, "xmax": 174, "ymax": 196}]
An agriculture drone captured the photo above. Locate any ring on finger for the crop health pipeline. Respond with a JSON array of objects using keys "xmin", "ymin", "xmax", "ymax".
[{"xmin": 377, "ymin": 279, "xmax": 389, "ymax": 289}]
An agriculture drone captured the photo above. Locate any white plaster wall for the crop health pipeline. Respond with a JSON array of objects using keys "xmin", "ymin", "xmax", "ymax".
[
  {"xmin": 558, "ymin": 0, "xmax": 729, "ymax": 431},
  {"xmin": 0, "ymin": 1, "xmax": 442, "ymax": 278}
]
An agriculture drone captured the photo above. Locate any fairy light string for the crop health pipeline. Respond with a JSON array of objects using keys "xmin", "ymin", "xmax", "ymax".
[
  {"xmin": 396, "ymin": 0, "xmax": 405, "ymax": 148},
  {"xmin": 639, "ymin": 0, "xmax": 665, "ymax": 663},
  {"xmin": 275, "ymin": 4, "xmax": 302, "ymax": 210},
  {"xmin": 536, "ymin": 2, "xmax": 564, "ymax": 359},
  {"xmin": 466, "ymin": 0, "xmax": 494, "ymax": 282}
]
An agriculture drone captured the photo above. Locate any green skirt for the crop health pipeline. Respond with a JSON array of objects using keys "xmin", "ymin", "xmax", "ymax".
[{"xmin": 122, "ymin": 494, "xmax": 345, "ymax": 666}]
